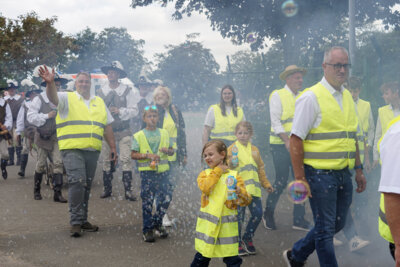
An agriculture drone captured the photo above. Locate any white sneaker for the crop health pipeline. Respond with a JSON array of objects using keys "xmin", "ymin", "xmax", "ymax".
[
  {"xmin": 349, "ymin": 236, "xmax": 370, "ymax": 252},
  {"xmin": 162, "ymin": 214, "xmax": 173, "ymax": 227},
  {"xmin": 333, "ymin": 237, "xmax": 343, "ymax": 246}
]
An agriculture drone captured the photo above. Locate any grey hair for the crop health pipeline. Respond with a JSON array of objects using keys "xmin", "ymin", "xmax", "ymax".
[{"xmin": 323, "ymin": 46, "xmax": 349, "ymax": 63}]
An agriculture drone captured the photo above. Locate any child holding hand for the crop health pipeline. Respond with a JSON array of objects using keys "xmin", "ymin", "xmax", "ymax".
[
  {"xmin": 191, "ymin": 139, "xmax": 252, "ymax": 267},
  {"xmin": 228, "ymin": 121, "xmax": 273, "ymax": 256}
]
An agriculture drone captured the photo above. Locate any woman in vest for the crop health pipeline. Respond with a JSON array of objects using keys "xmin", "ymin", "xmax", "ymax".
[
  {"xmin": 202, "ymin": 85, "xmax": 245, "ymax": 147},
  {"xmin": 153, "ymin": 85, "xmax": 187, "ymax": 226}
]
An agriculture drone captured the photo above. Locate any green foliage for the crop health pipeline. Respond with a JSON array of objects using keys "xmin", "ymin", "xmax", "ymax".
[
  {"xmin": 152, "ymin": 34, "xmax": 221, "ymax": 111},
  {"xmin": 0, "ymin": 12, "xmax": 75, "ymax": 84},
  {"xmin": 67, "ymin": 27, "xmax": 146, "ymax": 81}
]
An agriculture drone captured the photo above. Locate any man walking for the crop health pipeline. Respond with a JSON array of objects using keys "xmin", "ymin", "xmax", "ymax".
[
  {"xmin": 283, "ymin": 47, "xmax": 366, "ymax": 267},
  {"xmin": 98, "ymin": 61, "xmax": 138, "ymax": 201},
  {"xmin": 263, "ymin": 65, "xmax": 310, "ymax": 231},
  {"xmin": 39, "ymin": 66, "xmax": 117, "ymax": 237}
]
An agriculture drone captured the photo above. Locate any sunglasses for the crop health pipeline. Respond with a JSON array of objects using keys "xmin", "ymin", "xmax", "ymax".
[
  {"xmin": 325, "ymin": 63, "xmax": 351, "ymax": 71},
  {"xmin": 144, "ymin": 105, "xmax": 157, "ymax": 111}
]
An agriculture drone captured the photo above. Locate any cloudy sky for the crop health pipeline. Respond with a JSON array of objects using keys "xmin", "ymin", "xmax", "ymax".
[{"xmin": 2, "ymin": 0, "xmax": 253, "ymax": 70}]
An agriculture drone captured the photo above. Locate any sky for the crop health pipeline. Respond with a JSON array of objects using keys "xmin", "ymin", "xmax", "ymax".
[{"xmin": 2, "ymin": 0, "xmax": 253, "ymax": 70}]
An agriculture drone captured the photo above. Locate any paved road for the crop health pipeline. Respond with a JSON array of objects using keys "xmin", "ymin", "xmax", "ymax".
[{"xmin": 0, "ymin": 113, "xmax": 394, "ymax": 266}]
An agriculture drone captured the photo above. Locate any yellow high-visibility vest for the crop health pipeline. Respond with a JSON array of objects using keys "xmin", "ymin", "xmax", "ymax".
[
  {"xmin": 195, "ymin": 169, "xmax": 239, "ymax": 258},
  {"xmin": 269, "ymin": 88, "xmax": 295, "ymax": 145},
  {"xmin": 231, "ymin": 141, "xmax": 261, "ymax": 197},
  {"xmin": 379, "ymin": 105, "xmax": 395, "ymax": 136},
  {"xmin": 356, "ymin": 99, "xmax": 371, "ymax": 163},
  {"xmin": 303, "ymin": 83, "xmax": 358, "ymax": 170},
  {"xmin": 133, "ymin": 129, "xmax": 170, "ymax": 173},
  {"xmin": 56, "ymin": 92, "xmax": 107, "ymax": 151},
  {"xmin": 377, "ymin": 115, "xmax": 400, "ymax": 244},
  {"xmin": 163, "ymin": 111, "xmax": 177, "ymax": 162},
  {"xmin": 209, "ymin": 104, "xmax": 243, "ymax": 141}
]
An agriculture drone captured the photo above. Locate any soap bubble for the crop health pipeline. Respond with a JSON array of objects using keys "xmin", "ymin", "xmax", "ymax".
[
  {"xmin": 246, "ymin": 32, "xmax": 257, "ymax": 44},
  {"xmin": 281, "ymin": 0, "xmax": 298, "ymax": 17},
  {"xmin": 287, "ymin": 180, "xmax": 308, "ymax": 204}
]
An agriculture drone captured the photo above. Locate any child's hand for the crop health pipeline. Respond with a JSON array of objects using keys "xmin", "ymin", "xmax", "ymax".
[
  {"xmin": 147, "ymin": 154, "xmax": 160, "ymax": 162},
  {"xmin": 159, "ymin": 147, "xmax": 169, "ymax": 154},
  {"xmin": 266, "ymin": 186, "xmax": 274, "ymax": 193}
]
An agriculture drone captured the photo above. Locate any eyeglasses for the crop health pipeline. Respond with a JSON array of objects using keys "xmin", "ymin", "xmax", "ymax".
[
  {"xmin": 325, "ymin": 63, "xmax": 351, "ymax": 71},
  {"xmin": 144, "ymin": 105, "xmax": 157, "ymax": 111}
]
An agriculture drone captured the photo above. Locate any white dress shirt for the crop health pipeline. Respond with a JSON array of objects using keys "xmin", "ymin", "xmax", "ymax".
[
  {"xmin": 4, "ymin": 94, "xmax": 21, "ymax": 101},
  {"xmin": 27, "ymin": 92, "xmax": 56, "ymax": 127},
  {"xmin": 99, "ymin": 83, "xmax": 139, "ymax": 120},
  {"xmin": 16, "ymin": 100, "xmax": 32, "ymax": 135},
  {"xmin": 291, "ymin": 77, "xmax": 353, "ymax": 140},
  {"xmin": 0, "ymin": 98, "xmax": 13, "ymax": 131},
  {"xmin": 373, "ymin": 105, "xmax": 400, "ymax": 161},
  {"xmin": 379, "ymin": 120, "xmax": 400, "ymax": 194},
  {"xmin": 269, "ymin": 85, "xmax": 299, "ymax": 134}
]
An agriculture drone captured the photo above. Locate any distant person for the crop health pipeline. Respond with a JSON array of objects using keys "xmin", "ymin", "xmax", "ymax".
[
  {"xmin": 4, "ymin": 80, "xmax": 24, "ymax": 166},
  {"xmin": 191, "ymin": 139, "xmax": 251, "ymax": 267},
  {"xmin": 202, "ymin": 85, "xmax": 245, "ymax": 147},
  {"xmin": 373, "ymin": 82, "xmax": 400, "ymax": 168},
  {"xmin": 283, "ymin": 46, "xmax": 366, "ymax": 267},
  {"xmin": 97, "ymin": 61, "xmax": 139, "ymax": 201},
  {"xmin": 0, "ymin": 83, "xmax": 14, "ymax": 179},
  {"xmin": 131, "ymin": 106, "xmax": 174, "ymax": 242},
  {"xmin": 132, "ymin": 75, "xmax": 155, "ymax": 132},
  {"xmin": 378, "ymin": 115, "xmax": 400, "ymax": 266},
  {"xmin": 228, "ymin": 121, "xmax": 273, "ymax": 256},
  {"xmin": 15, "ymin": 87, "xmax": 42, "ymax": 178},
  {"xmin": 263, "ymin": 65, "xmax": 310, "ymax": 231},
  {"xmin": 153, "ymin": 85, "xmax": 187, "ymax": 227},
  {"xmin": 39, "ymin": 66, "xmax": 117, "ymax": 237},
  {"xmin": 28, "ymin": 73, "xmax": 68, "ymax": 203}
]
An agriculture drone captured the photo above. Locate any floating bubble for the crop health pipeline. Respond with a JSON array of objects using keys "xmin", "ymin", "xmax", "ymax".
[
  {"xmin": 281, "ymin": 0, "xmax": 298, "ymax": 17},
  {"xmin": 287, "ymin": 180, "xmax": 308, "ymax": 204},
  {"xmin": 246, "ymin": 32, "xmax": 257, "ymax": 44},
  {"xmin": 182, "ymin": 42, "xmax": 190, "ymax": 49}
]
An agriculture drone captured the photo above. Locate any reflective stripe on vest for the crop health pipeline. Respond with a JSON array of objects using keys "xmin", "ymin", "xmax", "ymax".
[
  {"xmin": 195, "ymin": 169, "xmax": 239, "ymax": 258},
  {"xmin": 269, "ymin": 88, "xmax": 296, "ymax": 145},
  {"xmin": 210, "ymin": 104, "xmax": 243, "ymax": 141},
  {"xmin": 302, "ymin": 83, "xmax": 358, "ymax": 170},
  {"xmin": 163, "ymin": 111, "xmax": 177, "ymax": 162},
  {"xmin": 133, "ymin": 129, "xmax": 170, "ymax": 173},
  {"xmin": 231, "ymin": 141, "xmax": 261, "ymax": 197},
  {"xmin": 56, "ymin": 92, "xmax": 107, "ymax": 151}
]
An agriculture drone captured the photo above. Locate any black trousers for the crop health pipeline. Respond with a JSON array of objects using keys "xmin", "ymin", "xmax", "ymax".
[{"xmin": 264, "ymin": 144, "xmax": 305, "ymax": 224}]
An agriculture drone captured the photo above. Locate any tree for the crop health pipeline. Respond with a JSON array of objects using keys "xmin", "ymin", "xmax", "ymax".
[
  {"xmin": 0, "ymin": 12, "xmax": 75, "ymax": 83},
  {"xmin": 67, "ymin": 27, "xmax": 146, "ymax": 81},
  {"xmin": 152, "ymin": 33, "xmax": 220, "ymax": 110},
  {"xmin": 131, "ymin": 0, "xmax": 400, "ymax": 65}
]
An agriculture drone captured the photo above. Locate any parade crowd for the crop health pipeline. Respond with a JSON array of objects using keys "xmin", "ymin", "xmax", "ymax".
[{"xmin": 1, "ymin": 45, "xmax": 400, "ymax": 267}]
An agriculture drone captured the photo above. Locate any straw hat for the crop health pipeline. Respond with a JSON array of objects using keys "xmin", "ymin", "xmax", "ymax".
[{"xmin": 279, "ymin": 65, "xmax": 307, "ymax": 80}]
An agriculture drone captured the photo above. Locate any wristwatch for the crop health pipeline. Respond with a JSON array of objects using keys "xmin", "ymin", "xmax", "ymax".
[{"xmin": 354, "ymin": 164, "xmax": 363, "ymax": 170}]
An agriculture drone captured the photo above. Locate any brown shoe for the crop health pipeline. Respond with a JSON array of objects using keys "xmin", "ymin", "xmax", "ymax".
[
  {"xmin": 70, "ymin": 225, "xmax": 81, "ymax": 237},
  {"xmin": 81, "ymin": 222, "xmax": 99, "ymax": 232}
]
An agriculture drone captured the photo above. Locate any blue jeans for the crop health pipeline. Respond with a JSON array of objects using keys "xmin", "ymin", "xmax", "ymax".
[
  {"xmin": 190, "ymin": 252, "xmax": 242, "ymax": 267},
  {"xmin": 238, "ymin": 196, "xmax": 262, "ymax": 242},
  {"xmin": 292, "ymin": 165, "xmax": 353, "ymax": 267},
  {"xmin": 140, "ymin": 171, "xmax": 171, "ymax": 233}
]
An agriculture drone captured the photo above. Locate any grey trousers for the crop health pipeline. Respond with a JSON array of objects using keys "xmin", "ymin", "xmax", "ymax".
[{"xmin": 61, "ymin": 149, "xmax": 100, "ymax": 226}]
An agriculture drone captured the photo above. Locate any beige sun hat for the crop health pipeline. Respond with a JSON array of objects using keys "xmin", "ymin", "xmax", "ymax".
[{"xmin": 279, "ymin": 65, "xmax": 307, "ymax": 81}]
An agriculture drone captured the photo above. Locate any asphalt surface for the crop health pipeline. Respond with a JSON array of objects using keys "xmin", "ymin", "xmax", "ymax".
[{"xmin": 0, "ymin": 113, "xmax": 395, "ymax": 266}]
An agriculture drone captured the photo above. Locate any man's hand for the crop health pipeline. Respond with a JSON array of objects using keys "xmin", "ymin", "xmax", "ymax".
[
  {"xmin": 38, "ymin": 65, "xmax": 55, "ymax": 84},
  {"xmin": 284, "ymin": 139, "xmax": 290, "ymax": 151},
  {"xmin": 109, "ymin": 148, "xmax": 118, "ymax": 166},
  {"xmin": 47, "ymin": 110, "xmax": 57, "ymax": 119},
  {"xmin": 295, "ymin": 176, "xmax": 312, "ymax": 198},
  {"xmin": 355, "ymin": 169, "xmax": 367, "ymax": 193},
  {"xmin": 147, "ymin": 154, "xmax": 160, "ymax": 162},
  {"xmin": 0, "ymin": 124, "xmax": 7, "ymax": 131},
  {"xmin": 109, "ymin": 107, "xmax": 120, "ymax": 115}
]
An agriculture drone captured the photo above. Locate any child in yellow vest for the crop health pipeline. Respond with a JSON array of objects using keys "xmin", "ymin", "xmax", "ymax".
[
  {"xmin": 191, "ymin": 139, "xmax": 252, "ymax": 267},
  {"xmin": 131, "ymin": 106, "xmax": 174, "ymax": 243},
  {"xmin": 228, "ymin": 121, "xmax": 273, "ymax": 256}
]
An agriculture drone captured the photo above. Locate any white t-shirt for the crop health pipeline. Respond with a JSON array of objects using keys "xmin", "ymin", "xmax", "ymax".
[{"xmin": 378, "ymin": 119, "xmax": 400, "ymax": 194}]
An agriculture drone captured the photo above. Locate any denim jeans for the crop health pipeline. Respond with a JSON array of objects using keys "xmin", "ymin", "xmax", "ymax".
[
  {"xmin": 190, "ymin": 252, "xmax": 242, "ymax": 267},
  {"xmin": 264, "ymin": 144, "xmax": 305, "ymax": 224},
  {"xmin": 140, "ymin": 171, "xmax": 171, "ymax": 233},
  {"xmin": 238, "ymin": 196, "xmax": 262, "ymax": 242},
  {"xmin": 292, "ymin": 165, "xmax": 353, "ymax": 267}
]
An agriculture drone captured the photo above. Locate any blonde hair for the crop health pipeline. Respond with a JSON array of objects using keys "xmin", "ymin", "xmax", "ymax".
[
  {"xmin": 153, "ymin": 86, "xmax": 172, "ymax": 106},
  {"xmin": 202, "ymin": 140, "xmax": 227, "ymax": 164},
  {"xmin": 235, "ymin": 121, "xmax": 253, "ymax": 136}
]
